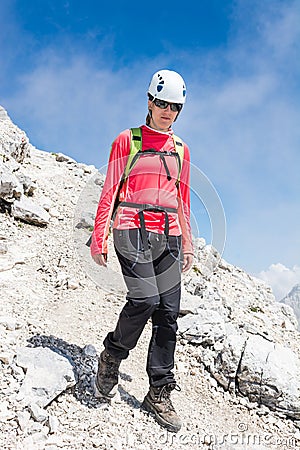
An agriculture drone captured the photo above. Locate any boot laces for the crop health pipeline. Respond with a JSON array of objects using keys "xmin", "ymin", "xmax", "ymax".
[
  {"xmin": 102, "ymin": 352, "xmax": 121, "ymax": 377},
  {"xmin": 158, "ymin": 383, "xmax": 181, "ymax": 412}
]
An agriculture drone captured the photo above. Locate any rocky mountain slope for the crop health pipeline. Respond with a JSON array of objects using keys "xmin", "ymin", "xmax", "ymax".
[
  {"xmin": 1, "ymin": 105, "xmax": 300, "ymax": 449},
  {"xmin": 281, "ymin": 285, "xmax": 300, "ymax": 331}
]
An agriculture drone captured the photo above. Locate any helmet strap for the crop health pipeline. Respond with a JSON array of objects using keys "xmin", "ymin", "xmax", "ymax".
[{"xmin": 173, "ymin": 111, "xmax": 180, "ymax": 122}]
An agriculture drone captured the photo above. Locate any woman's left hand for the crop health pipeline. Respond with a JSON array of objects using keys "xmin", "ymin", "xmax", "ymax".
[{"xmin": 182, "ymin": 254, "xmax": 193, "ymax": 273}]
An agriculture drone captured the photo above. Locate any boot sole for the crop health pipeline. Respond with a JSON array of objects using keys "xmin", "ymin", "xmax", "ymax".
[{"xmin": 141, "ymin": 397, "xmax": 181, "ymax": 433}]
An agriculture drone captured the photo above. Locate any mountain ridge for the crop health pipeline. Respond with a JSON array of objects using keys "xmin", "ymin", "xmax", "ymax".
[{"xmin": 281, "ymin": 284, "xmax": 300, "ymax": 331}]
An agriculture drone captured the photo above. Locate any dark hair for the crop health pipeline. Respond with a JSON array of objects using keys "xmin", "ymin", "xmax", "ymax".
[{"xmin": 146, "ymin": 93, "xmax": 153, "ymax": 125}]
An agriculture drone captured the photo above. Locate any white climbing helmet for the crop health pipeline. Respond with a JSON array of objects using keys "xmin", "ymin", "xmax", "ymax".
[{"xmin": 148, "ymin": 69, "xmax": 186, "ymax": 104}]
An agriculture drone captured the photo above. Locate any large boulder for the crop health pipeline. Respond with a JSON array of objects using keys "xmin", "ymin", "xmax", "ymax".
[
  {"xmin": 179, "ymin": 311, "xmax": 300, "ymax": 420},
  {"xmin": 11, "ymin": 195, "xmax": 50, "ymax": 225},
  {"xmin": 0, "ymin": 106, "xmax": 31, "ymax": 162},
  {"xmin": 237, "ymin": 335, "xmax": 300, "ymax": 418},
  {"xmin": 0, "ymin": 106, "xmax": 48, "ymax": 227},
  {"xmin": 0, "ymin": 163, "xmax": 23, "ymax": 202},
  {"xmin": 281, "ymin": 284, "xmax": 300, "ymax": 331},
  {"xmin": 15, "ymin": 347, "xmax": 76, "ymax": 408},
  {"xmin": 179, "ymin": 240, "xmax": 300, "ymax": 421}
]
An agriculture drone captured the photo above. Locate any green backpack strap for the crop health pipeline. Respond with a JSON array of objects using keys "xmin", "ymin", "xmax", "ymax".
[
  {"xmin": 123, "ymin": 127, "xmax": 184, "ymax": 185},
  {"xmin": 172, "ymin": 134, "xmax": 184, "ymax": 186},
  {"xmin": 122, "ymin": 127, "xmax": 142, "ymax": 180},
  {"xmin": 112, "ymin": 128, "xmax": 142, "ymax": 220}
]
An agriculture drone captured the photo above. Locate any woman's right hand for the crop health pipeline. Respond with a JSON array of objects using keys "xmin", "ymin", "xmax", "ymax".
[{"xmin": 92, "ymin": 253, "xmax": 108, "ymax": 267}]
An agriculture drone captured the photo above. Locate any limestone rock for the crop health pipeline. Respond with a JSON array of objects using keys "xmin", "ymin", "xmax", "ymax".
[
  {"xmin": 16, "ymin": 172, "xmax": 37, "ymax": 196},
  {"xmin": 75, "ymin": 211, "xmax": 95, "ymax": 230},
  {"xmin": 82, "ymin": 344, "xmax": 97, "ymax": 357},
  {"xmin": 67, "ymin": 278, "xmax": 79, "ymax": 290},
  {"xmin": 0, "ymin": 241, "xmax": 8, "ymax": 254},
  {"xmin": 11, "ymin": 194, "xmax": 50, "ymax": 225},
  {"xmin": 0, "ymin": 316, "xmax": 23, "ymax": 330},
  {"xmin": 0, "ymin": 106, "xmax": 8, "ymax": 120},
  {"xmin": 237, "ymin": 335, "xmax": 300, "ymax": 419},
  {"xmin": 55, "ymin": 153, "xmax": 76, "ymax": 164},
  {"xmin": 281, "ymin": 284, "xmax": 300, "ymax": 331},
  {"xmin": 48, "ymin": 207, "xmax": 61, "ymax": 218},
  {"xmin": 179, "ymin": 311, "xmax": 300, "ymax": 420},
  {"xmin": 180, "ymin": 290, "xmax": 202, "ymax": 314},
  {"xmin": 0, "ymin": 106, "xmax": 31, "ymax": 162},
  {"xmin": 0, "ymin": 401, "xmax": 15, "ymax": 421},
  {"xmin": 205, "ymin": 326, "xmax": 248, "ymax": 391},
  {"xmin": 17, "ymin": 410, "xmax": 31, "ymax": 431},
  {"xmin": 94, "ymin": 175, "xmax": 105, "ymax": 187},
  {"xmin": 48, "ymin": 415, "xmax": 59, "ymax": 434},
  {"xmin": 178, "ymin": 241, "xmax": 300, "ymax": 421},
  {"xmin": 38, "ymin": 195, "xmax": 53, "ymax": 211},
  {"xmin": 15, "ymin": 347, "xmax": 76, "ymax": 408},
  {"xmin": 29, "ymin": 403, "xmax": 48, "ymax": 422},
  {"xmin": 193, "ymin": 243, "xmax": 221, "ymax": 279},
  {"xmin": 178, "ymin": 309, "xmax": 226, "ymax": 346},
  {"xmin": 0, "ymin": 163, "xmax": 23, "ymax": 202},
  {"xmin": 76, "ymin": 163, "xmax": 94, "ymax": 174},
  {"xmin": 0, "ymin": 351, "xmax": 14, "ymax": 365}
]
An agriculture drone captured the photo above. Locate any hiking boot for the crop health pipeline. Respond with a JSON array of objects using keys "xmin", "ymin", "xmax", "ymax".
[
  {"xmin": 94, "ymin": 349, "xmax": 121, "ymax": 398},
  {"xmin": 141, "ymin": 383, "xmax": 182, "ymax": 432}
]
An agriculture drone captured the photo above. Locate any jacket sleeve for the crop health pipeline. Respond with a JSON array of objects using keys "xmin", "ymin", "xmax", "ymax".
[
  {"xmin": 90, "ymin": 130, "xmax": 131, "ymax": 256},
  {"xmin": 177, "ymin": 143, "xmax": 194, "ymax": 255}
]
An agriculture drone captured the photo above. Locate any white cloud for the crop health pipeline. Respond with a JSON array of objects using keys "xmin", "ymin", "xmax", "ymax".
[
  {"xmin": 1, "ymin": 45, "xmax": 171, "ymax": 166},
  {"xmin": 177, "ymin": 0, "xmax": 300, "ymax": 272},
  {"xmin": 2, "ymin": 53, "xmax": 153, "ymax": 165},
  {"xmin": 257, "ymin": 263, "xmax": 300, "ymax": 300}
]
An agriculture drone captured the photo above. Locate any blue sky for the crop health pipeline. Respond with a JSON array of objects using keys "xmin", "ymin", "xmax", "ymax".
[{"xmin": 1, "ymin": 0, "xmax": 300, "ymax": 298}]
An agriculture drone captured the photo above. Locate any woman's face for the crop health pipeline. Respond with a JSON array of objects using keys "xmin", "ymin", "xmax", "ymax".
[{"xmin": 148, "ymin": 99, "xmax": 178, "ymax": 132}]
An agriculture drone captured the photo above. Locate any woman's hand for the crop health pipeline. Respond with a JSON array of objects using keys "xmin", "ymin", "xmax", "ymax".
[
  {"xmin": 182, "ymin": 254, "xmax": 193, "ymax": 273},
  {"xmin": 92, "ymin": 253, "xmax": 108, "ymax": 267}
]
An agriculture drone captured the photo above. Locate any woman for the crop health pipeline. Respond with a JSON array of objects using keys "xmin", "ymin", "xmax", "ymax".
[{"xmin": 90, "ymin": 69, "xmax": 193, "ymax": 432}]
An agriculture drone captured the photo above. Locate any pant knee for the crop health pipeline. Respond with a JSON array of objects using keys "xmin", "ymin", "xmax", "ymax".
[
  {"xmin": 153, "ymin": 309, "xmax": 179, "ymax": 328},
  {"xmin": 125, "ymin": 294, "xmax": 160, "ymax": 316}
]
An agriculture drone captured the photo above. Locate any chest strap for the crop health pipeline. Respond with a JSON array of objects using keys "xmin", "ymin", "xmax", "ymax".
[{"xmin": 119, "ymin": 201, "xmax": 177, "ymax": 258}]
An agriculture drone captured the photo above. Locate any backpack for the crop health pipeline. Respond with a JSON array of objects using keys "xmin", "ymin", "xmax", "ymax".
[
  {"xmin": 86, "ymin": 127, "xmax": 185, "ymax": 253},
  {"xmin": 122, "ymin": 127, "xmax": 184, "ymax": 186},
  {"xmin": 112, "ymin": 127, "xmax": 185, "ymax": 257}
]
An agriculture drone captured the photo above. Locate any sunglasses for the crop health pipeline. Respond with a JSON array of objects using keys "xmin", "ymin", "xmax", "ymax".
[{"xmin": 153, "ymin": 98, "xmax": 183, "ymax": 113}]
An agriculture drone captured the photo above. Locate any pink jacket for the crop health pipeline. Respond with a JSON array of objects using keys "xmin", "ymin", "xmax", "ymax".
[{"xmin": 90, "ymin": 125, "xmax": 193, "ymax": 256}]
